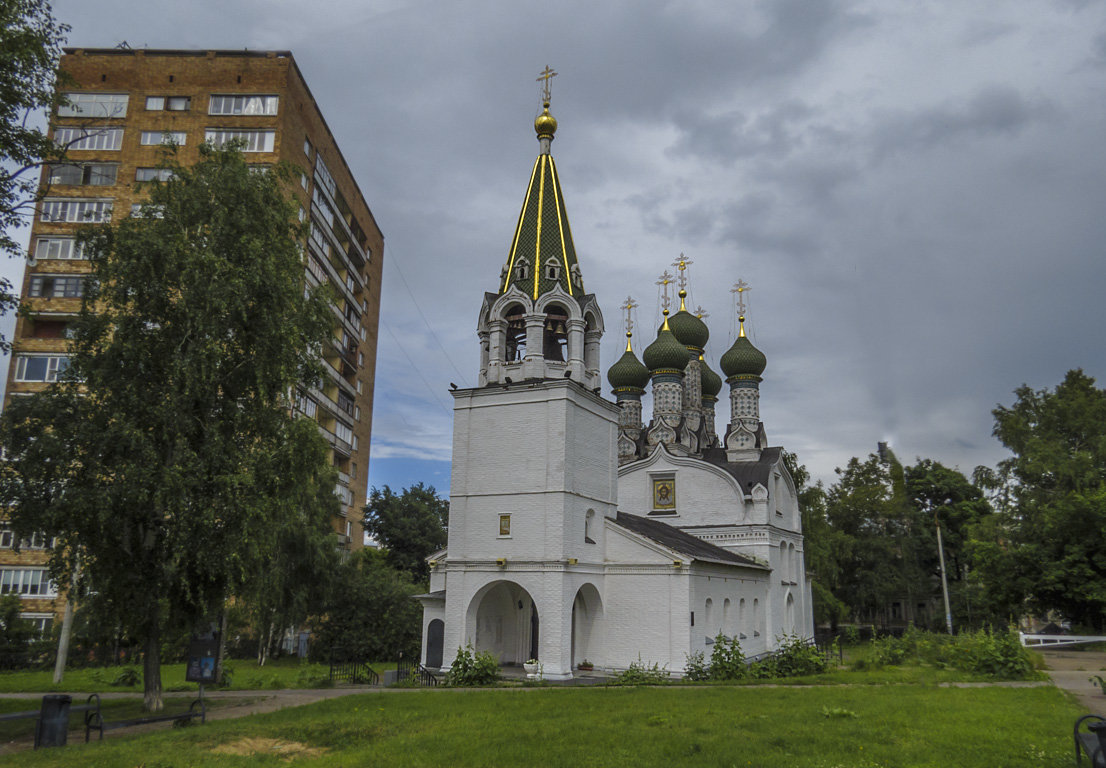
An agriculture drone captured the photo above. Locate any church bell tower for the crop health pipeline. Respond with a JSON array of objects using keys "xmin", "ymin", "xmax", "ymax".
[{"xmin": 440, "ymin": 70, "xmax": 620, "ymax": 681}]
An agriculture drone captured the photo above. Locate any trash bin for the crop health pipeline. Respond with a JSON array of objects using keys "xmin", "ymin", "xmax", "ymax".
[{"xmin": 35, "ymin": 694, "xmax": 72, "ymax": 748}]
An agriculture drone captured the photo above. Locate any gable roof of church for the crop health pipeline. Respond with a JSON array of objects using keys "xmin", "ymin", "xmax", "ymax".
[{"xmin": 614, "ymin": 512, "xmax": 767, "ymax": 569}]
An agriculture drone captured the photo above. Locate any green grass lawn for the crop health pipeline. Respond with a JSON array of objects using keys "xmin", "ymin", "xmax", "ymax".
[
  {"xmin": 0, "ymin": 656, "xmax": 396, "ymax": 694},
  {"xmin": 0, "ymin": 683, "xmax": 1083, "ymax": 767}
]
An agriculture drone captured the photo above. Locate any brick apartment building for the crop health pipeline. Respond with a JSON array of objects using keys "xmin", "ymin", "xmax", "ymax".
[{"xmin": 1, "ymin": 48, "xmax": 384, "ymax": 629}]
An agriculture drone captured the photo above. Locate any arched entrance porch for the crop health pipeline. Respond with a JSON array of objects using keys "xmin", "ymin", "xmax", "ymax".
[{"xmin": 467, "ymin": 581, "xmax": 539, "ymax": 665}]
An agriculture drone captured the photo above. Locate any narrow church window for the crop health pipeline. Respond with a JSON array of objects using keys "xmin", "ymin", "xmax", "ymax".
[
  {"xmin": 544, "ymin": 258, "xmax": 561, "ymax": 281},
  {"xmin": 498, "ymin": 514, "xmax": 511, "ymax": 537},
  {"xmin": 515, "ymin": 257, "xmax": 530, "ymax": 280},
  {"xmin": 584, "ymin": 509, "xmax": 595, "ymax": 544},
  {"xmin": 704, "ymin": 598, "xmax": 713, "ymax": 630}
]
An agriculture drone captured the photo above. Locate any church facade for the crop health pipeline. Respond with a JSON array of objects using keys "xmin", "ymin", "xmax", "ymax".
[{"xmin": 417, "ymin": 85, "xmax": 813, "ymax": 680}]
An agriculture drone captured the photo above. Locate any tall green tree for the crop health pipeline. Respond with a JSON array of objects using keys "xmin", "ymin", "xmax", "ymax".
[
  {"xmin": 785, "ymin": 451, "xmax": 849, "ymax": 627},
  {"xmin": 309, "ymin": 548, "xmax": 424, "ymax": 663},
  {"xmin": 363, "ymin": 483, "xmax": 448, "ymax": 583},
  {"xmin": 0, "ymin": 0, "xmax": 69, "ymax": 344},
  {"xmin": 0, "ymin": 145, "xmax": 337, "ymax": 710},
  {"xmin": 982, "ymin": 369, "xmax": 1106, "ymax": 630}
]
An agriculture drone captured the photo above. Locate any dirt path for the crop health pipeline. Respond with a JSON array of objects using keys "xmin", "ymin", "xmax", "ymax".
[{"xmin": 1038, "ymin": 649, "xmax": 1106, "ymax": 713}]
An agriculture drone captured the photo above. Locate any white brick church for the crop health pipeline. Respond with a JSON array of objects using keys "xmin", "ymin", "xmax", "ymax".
[{"xmin": 417, "ymin": 84, "xmax": 813, "ymax": 680}]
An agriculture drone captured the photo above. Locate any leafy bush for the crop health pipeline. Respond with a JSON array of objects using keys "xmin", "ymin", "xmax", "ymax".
[
  {"xmin": 445, "ymin": 644, "xmax": 499, "ymax": 686},
  {"xmin": 110, "ymin": 666, "xmax": 140, "ymax": 687},
  {"xmin": 760, "ymin": 634, "xmax": 831, "ymax": 677},
  {"xmin": 851, "ymin": 627, "xmax": 1036, "ymax": 679},
  {"xmin": 709, "ymin": 634, "xmax": 747, "ymax": 680},
  {"xmin": 614, "ymin": 657, "xmax": 670, "ymax": 685},
  {"xmin": 684, "ymin": 650, "xmax": 710, "ymax": 681}
]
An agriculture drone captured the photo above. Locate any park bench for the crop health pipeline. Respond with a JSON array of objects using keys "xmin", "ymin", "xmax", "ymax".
[
  {"xmin": 1074, "ymin": 714, "xmax": 1106, "ymax": 767},
  {"xmin": 0, "ymin": 694, "xmax": 100, "ymax": 747},
  {"xmin": 83, "ymin": 692, "xmax": 206, "ymax": 741}
]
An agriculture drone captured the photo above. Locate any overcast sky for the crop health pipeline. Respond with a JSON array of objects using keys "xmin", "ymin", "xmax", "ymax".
[{"xmin": 4, "ymin": 0, "xmax": 1105, "ymax": 494}]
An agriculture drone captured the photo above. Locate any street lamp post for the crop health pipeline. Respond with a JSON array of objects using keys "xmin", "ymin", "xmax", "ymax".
[{"xmin": 935, "ymin": 504, "xmax": 953, "ymax": 635}]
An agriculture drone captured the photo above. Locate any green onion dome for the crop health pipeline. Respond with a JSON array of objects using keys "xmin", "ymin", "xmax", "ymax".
[
  {"xmin": 700, "ymin": 355, "xmax": 723, "ymax": 398},
  {"xmin": 664, "ymin": 291, "xmax": 709, "ymax": 351},
  {"xmin": 720, "ymin": 316, "xmax": 766, "ymax": 379},
  {"xmin": 643, "ymin": 313, "xmax": 691, "ymax": 374},
  {"xmin": 608, "ymin": 333, "xmax": 650, "ymax": 392}
]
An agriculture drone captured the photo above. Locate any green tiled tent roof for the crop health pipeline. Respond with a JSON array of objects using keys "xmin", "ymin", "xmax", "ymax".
[{"xmin": 501, "ymin": 154, "xmax": 581, "ymax": 300}]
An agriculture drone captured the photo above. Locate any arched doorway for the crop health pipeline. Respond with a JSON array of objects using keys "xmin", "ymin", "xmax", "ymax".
[
  {"xmin": 426, "ymin": 619, "xmax": 444, "ymax": 668},
  {"xmin": 570, "ymin": 583, "xmax": 604, "ymax": 669},
  {"xmin": 469, "ymin": 581, "xmax": 539, "ymax": 665}
]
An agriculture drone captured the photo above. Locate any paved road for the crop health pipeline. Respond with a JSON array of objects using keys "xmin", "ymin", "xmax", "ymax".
[{"xmin": 1037, "ymin": 649, "xmax": 1106, "ymax": 713}]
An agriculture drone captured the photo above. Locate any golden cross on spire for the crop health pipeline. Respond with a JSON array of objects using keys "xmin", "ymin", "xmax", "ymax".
[
  {"xmin": 731, "ymin": 279, "xmax": 750, "ymax": 316},
  {"xmin": 536, "ymin": 65, "xmax": 558, "ymax": 103},
  {"xmin": 620, "ymin": 296, "xmax": 639, "ymax": 334},
  {"xmin": 656, "ymin": 270, "xmax": 674, "ymax": 313},
  {"xmin": 671, "ymin": 254, "xmax": 693, "ymax": 291}
]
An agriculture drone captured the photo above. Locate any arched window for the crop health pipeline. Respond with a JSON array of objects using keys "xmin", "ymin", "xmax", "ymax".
[
  {"xmin": 515, "ymin": 257, "xmax": 530, "ymax": 281},
  {"xmin": 584, "ymin": 509, "xmax": 595, "ymax": 544},
  {"xmin": 544, "ymin": 257, "xmax": 561, "ymax": 281},
  {"xmin": 704, "ymin": 598, "xmax": 713, "ymax": 631},
  {"xmin": 739, "ymin": 598, "xmax": 746, "ymax": 637},
  {"xmin": 752, "ymin": 598, "xmax": 760, "ymax": 637},
  {"xmin": 780, "ymin": 541, "xmax": 788, "ymax": 582},
  {"xmin": 722, "ymin": 598, "xmax": 730, "ymax": 632},
  {"xmin": 789, "ymin": 543, "xmax": 797, "ymax": 583}
]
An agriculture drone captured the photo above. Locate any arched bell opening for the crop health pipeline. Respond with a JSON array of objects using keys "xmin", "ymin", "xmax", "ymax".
[
  {"xmin": 503, "ymin": 304, "xmax": 527, "ymax": 362},
  {"xmin": 543, "ymin": 303, "xmax": 570, "ymax": 362}
]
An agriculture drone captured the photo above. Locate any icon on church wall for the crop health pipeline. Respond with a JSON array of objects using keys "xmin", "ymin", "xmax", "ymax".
[
  {"xmin": 653, "ymin": 478, "xmax": 676, "ymax": 511},
  {"xmin": 499, "ymin": 514, "xmax": 511, "ymax": 536}
]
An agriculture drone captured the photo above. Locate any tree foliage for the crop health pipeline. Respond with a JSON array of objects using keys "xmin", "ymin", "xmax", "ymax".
[
  {"xmin": 0, "ymin": 145, "xmax": 337, "ymax": 709},
  {"xmin": 363, "ymin": 483, "xmax": 448, "ymax": 583},
  {"xmin": 980, "ymin": 369, "xmax": 1106, "ymax": 630},
  {"xmin": 0, "ymin": 0, "xmax": 69, "ymax": 344},
  {"xmin": 308, "ymin": 549, "xmax": 423, "ymax": 663}
]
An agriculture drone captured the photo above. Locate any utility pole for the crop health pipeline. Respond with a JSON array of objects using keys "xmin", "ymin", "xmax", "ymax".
[{"xmin": 878, "ymin": 442, "xmax": 953, "ymax": 634}]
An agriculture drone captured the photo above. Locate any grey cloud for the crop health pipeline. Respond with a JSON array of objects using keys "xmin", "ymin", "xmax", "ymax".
[{"xmin": 869, "ymin": 85, "xmax": 1054, "ymax": 161}]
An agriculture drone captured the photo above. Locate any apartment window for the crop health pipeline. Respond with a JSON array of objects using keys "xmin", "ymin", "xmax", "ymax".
[
  {"xmin": 54, "ymin": 127, "xmax": 124, "ymax": 151},
  {"xmin": 40, "ymin": 198, "xmax": 112, "ymax": 223},
  {"xmin": 28, "ymin": 274, "xmax": 86, "ymax": 298},
  {"xmin": 296, "ymin": 394, "xmax": 317, "ymax": 418},
  {"xmin": 48, "ymin": 163, "xmax": 118, "ymax": 186},
  {"xmin": 334, "ymin": 422, "xmax": 353, "ymax": 444},
  {"xmin": 204, "ymin": 129, "xmax": 275, "ymax": 153},
  {"xmin": 34, "ymin": 237, "xmax": 86, "ymax": 260},
  {"xmin": 314, "ymin": 156, "xmax": 336, "ymax": 197},
  {"xmin": 14, "ymin": 354, "xmax": 70, "ymax": 382},
  {"xmin": 303, "ymin": 137, "xmax": 313, "ymax": 157},
  {"xmin": 0, "ymin": 568, "xmax": 56, "ymax": 596},
  {"xmin": 208, "ymin": 94, "xmax": 279, "ymax": 116},
  {"xmin": 130, "ymin": 203, "xmax": 164, "ymax": 218},
  {"xmin": 300, "ymin": 172, "xmax": 308, "ymax": 190},
  {"xmin": 135, "ymin": 168, "xmax": 175, "ymax": 182},
  {"xmin": 57, "ymin": 92, "xmax": 128, "ymax": 118},
  {"xmin": 146, "ymin": 95, "xmax": 190, "ymax": 111},
  {"xmin": 140, "ymin": 130, "xmax": 187, "ymax": 146},
  {"xmin": 22, "ymin": 615, "xmax": 54, "ymax": 634},
  {"xmin": 0, "ymin": 528, "xmax": 53, "ymax": 550},
  {"xmin": 312, "ymin": 187, "xmax": 336, "ymax": 228}
]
